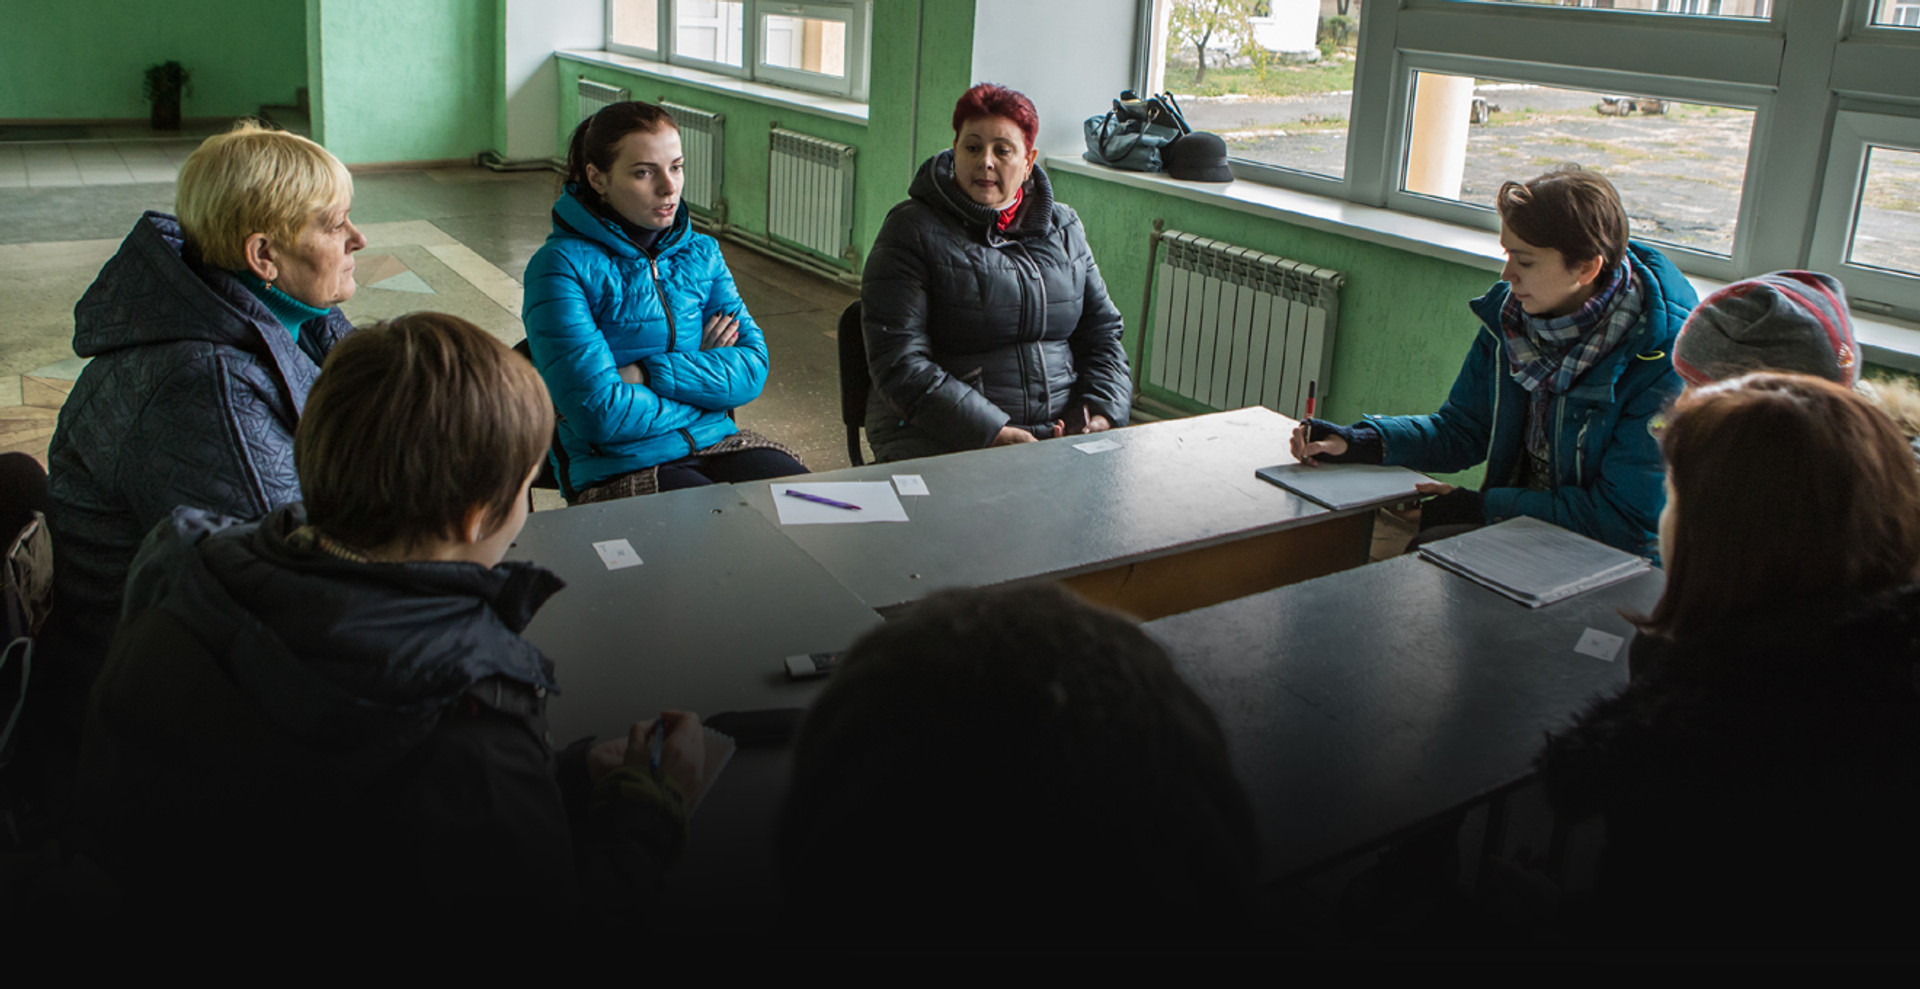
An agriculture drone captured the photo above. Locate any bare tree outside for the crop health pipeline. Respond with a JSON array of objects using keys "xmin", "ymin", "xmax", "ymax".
[{"xmin": 1169, "ymin": 0, "xmax": 1260, "ymax": 86}]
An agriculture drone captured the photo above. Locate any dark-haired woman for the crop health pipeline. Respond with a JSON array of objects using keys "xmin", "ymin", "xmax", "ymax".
[
  {"xmin": 861, "ymin": 83, "xmax": 1132, "ymax": 462},
  {"xmin": 1536, "ymin": 373, "xmax": 1920, "ymax": 948},
  {"xmin": 1292, "ymin": 167, "xmax": 1695, "ymax": 557},
  {"xmin": 522, "ymin": 101, "xmax": 805, "ymax": 502}
]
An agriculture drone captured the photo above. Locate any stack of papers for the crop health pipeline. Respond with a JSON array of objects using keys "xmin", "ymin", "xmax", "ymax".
[
  {"xmin": 1255, "ymin": 463, "xmax": 1430, "ymax": 510},
  {"xmin": 1418, "ymin": 516, "xmax": 1650, "ymax": 608}
]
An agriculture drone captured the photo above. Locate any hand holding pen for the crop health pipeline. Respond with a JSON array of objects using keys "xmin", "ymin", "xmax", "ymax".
[{"xmin": 630, "ymin": 710, "xmax": 706, "ymax": 798}]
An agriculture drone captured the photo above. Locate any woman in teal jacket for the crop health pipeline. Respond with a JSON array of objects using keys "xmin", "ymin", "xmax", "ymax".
[
  {"xmin": 1294, "ymin": 168, "xmax": 1693, "ymax": 557},
  {"xmin": 522, "ymin": 101, "xmax": 805, "ymax": 503}
]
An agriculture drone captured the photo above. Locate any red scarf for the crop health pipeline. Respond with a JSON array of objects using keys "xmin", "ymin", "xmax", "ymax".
[{"xmin": 995, "ymin": 186, "xmax": 1024, "ymax": 232}]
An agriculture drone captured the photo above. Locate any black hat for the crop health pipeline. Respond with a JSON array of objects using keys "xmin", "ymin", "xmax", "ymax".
[{"xmin": 1163, "ymin": 132, "xmax": 1232, "ymax": 182}]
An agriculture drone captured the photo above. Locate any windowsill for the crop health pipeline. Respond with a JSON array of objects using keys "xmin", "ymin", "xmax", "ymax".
[
  {"xmin": 1045, "ymin": 156, "xmax": 1920, "ymax": 374},
  {"xmin": 557, "ymin": 50, "xmax": 868, "ymax": 126}
]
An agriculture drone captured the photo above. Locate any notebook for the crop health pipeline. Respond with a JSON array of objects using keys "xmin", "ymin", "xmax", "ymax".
[
  {"xmin": 1417, "ymin": 516, "xmax": 1651, "ymax": 609},
  {"xmin": 688, "ymin": 725, "xmax": 737, "ymax": 815},
  {"xmin": 1255, "ymin": 462, "xmax": 1431, "ymax": 511}
]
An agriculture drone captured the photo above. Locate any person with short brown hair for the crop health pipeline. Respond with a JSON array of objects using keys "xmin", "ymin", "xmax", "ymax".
[
  {"xmin": 1293, "ymin": 166, "xmax": 1694, "ymax": 556},
  {"xmin": 72, "ymin": 313, "xmax": 704, "ymax": 932},
  {"xmin": 1536, "ymin": 372, "xmax": 1920, "ymax": 948}
]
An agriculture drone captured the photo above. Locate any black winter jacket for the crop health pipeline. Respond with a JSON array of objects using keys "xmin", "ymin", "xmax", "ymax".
[
  {"xmin": 1535, "ymin": 586, "xmax": 1920, "ymax": 949},
  {"xmin": 44, "ymin": 212, "xmax": 351, "ymax": 692},
  {"xmin": 71, "ymin": 505, "xmax": 685, "ymax": 932},
  {"xmin": 861, "ymin": 153, "xmax": 1131, "ymax": 459}
]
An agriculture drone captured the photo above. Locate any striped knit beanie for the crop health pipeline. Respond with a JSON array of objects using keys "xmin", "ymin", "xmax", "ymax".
[{"xmin": 1674, "ymin": 270, "xmax": 1857, "ymax": 387}]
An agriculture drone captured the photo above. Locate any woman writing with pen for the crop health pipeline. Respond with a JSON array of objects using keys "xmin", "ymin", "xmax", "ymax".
[
  {"xmin": 523, "ymin": 101, "xmax": 806, "ymax": 504},
  {"xmin": 1292, "ymin": 167, "xmax": 1692, "ymax": 557}
]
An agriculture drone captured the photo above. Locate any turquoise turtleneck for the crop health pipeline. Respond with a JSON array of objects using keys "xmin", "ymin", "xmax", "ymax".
[{"xmin": 231, "ymin": 269, "xmax": 329, "ymax": 341}]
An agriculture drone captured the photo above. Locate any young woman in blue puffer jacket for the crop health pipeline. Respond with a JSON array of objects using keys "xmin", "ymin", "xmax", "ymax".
[{"xmin": 522, "ymin": 102, "xmax": 806, "ymax": 504}]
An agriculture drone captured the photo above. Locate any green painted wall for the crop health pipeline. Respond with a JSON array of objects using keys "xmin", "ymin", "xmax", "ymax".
[
  {"xmin": 306, "ymin": 0, "xmax": 498, "ymax": 165},
  {"xmin": 0, "ymin": 0, "xmax": 306, "ymax": 120},
  {"xmin": 554, "ymin": 0, "xmax": 974, "ymax": 270},
  {"xmin": 1051, "ymin": 169, "xmax": 1499, "ymax": 485}
]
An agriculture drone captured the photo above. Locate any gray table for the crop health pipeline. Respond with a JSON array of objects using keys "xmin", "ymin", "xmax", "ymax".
[
  {"xmin": 504, "ymin": 483, "xmax": 882, "ymax": 741},
  {"xmin": 1146, "ymin": 553, "xmax": 1662, "ymax": 885},
  {"xmin": 741, "ymin": 406, "xmax": 1376, "ymax": 620}
]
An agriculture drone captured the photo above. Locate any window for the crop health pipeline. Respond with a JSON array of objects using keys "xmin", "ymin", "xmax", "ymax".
[
  {"xmin": 607, "ymin": 0, "xmax": 870, "ymax": 101},
  {"xmin": 1141, "ymin": 0, "xmax": 1920, "ymax": 316}
]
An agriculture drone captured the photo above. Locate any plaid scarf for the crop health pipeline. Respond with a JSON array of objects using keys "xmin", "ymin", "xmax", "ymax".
[{"xmin": 1500, "ymin": 263, "xmax": 1643, "ymax": 488}]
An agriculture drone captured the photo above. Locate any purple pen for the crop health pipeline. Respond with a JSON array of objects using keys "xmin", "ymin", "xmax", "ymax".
[{"xmin": 784, "ymin": 489, "xmax": 862, "ymax": 511}]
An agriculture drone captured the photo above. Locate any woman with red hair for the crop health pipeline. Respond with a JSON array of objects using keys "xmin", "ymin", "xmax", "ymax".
[{"xmin": 860, "ymin": 83, "xmax": 1132, "ymax": 462}]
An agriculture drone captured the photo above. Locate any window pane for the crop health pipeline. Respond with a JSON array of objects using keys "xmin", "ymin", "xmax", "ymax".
[
  {"xmin": 675, "ymin": 0, "xmax": 744, "ymax": 67},
  {"xmin": 1873, "ymin": 0, "xmax": 1920, "ymax": 27},
  {"xmin": 1172, "ymin": 0, "xmax": 1363, "ymax": 179},
  {"xmin": 611, "ymin": 0, "xmax": 659, "ymax": 51},
  {"xmin": 1403, "ymin": 72, "xmax": 1754, "ymax": 257},
  {"xmin": 762, "ymin": 14, "xmax": 848, "ymax": 77},
  {"xmin": 1439, "ymin": 0, "xmax": 1771, "ymax": 19},
  {"xmin": 1849, "ymin": 146, "xmax": 1920, "ymax": 276}
]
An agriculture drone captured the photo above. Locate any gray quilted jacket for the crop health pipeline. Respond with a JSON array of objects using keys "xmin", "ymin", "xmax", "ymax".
[
  {"xmin": 861, "ymin": 153, "xmax": 1131, "ymax": 458},
  {"xmin": 44, "ymin": 211, "xmax": 352, "ymax": 681}
]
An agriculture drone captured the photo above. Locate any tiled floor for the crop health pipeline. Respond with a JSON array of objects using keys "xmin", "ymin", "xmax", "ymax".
[
  {"xmin": 0, "ymin": 162, "xmax": 860, "ymax": 514},
  {"xmin": 0, "ymin": 121, "xmax": 230, "ymax": 190}
]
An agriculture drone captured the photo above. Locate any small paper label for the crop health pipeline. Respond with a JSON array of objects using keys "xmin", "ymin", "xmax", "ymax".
[
  {"xmin": 1574, "ymin": 627, "xmax": 1624, "ymax": 662},
  {"xmin": 592, "ymin": 538, "xmax": 642, "ymax": 570},
  {"xmin": 1074, "ymin": 438, "xmax": 1122, "ymax": 454},
  {"xmin": 892, "ymin": 474, "xmax": 930, "ymax": 496}
]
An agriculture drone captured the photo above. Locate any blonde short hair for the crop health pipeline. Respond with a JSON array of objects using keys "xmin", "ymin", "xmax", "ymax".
[{"xmin": 175, "ymin": 121, "xmax": 353, "ymax": 271}]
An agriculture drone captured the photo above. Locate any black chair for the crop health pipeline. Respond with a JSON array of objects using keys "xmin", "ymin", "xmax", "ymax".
[
  {"xmin": 511, "ymin": 338, "xmax": 568, "ymax": 506},
  {"xmin": 837, "ymin": 300, "xmax": 870, "ymax": 467}
]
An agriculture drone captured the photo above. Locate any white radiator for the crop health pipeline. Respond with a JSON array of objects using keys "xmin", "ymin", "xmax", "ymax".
[
  {"xmin": 767, "ymin": 127, "xmax": 855, "ymax": 266},
  {"xmin": 576, "ymin": 78, "xmax": 629, "ymax": 123},
  {"xmin": 662, "ymin": 101, "xmax": 724, "ymax": 216},
  {"xmin": 1147, "ymin": 230, "xmax": 1345, "ymax": 417}
]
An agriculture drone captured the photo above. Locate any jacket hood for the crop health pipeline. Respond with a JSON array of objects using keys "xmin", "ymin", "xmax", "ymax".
[
  {"xmin": 123, "ymin": 504, "xmax": 564, "ymax": 749},
  {"xmin": 909, "ymin": 149, "xmax": 1056, "ymax": 242},
  {"xmin": 548, "ymin": 185, "xmax": 692, "ymax": 261},
  {"xmin": 1469, "ymin": 241, "xmax": 1689, "ymax": 404},
  {"xmin": 73, "ymin": 212, "xmax": 314, "ymax": 358}
]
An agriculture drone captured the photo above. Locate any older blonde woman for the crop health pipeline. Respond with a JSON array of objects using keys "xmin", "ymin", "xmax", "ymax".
[{"xmin": 42, "ymin": 121, "xmax": 364, "ymax": 745}]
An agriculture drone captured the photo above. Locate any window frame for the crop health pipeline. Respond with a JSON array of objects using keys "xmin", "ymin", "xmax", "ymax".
[
  {"xmin": 1138, "ymin": 0, "xmax": 1920, "ymax": 319},
  {"xmin": 605, "ymin": 0, "xmax": 870, "ymax": 102}
]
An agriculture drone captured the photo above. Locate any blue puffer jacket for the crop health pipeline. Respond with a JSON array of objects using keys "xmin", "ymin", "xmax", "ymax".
[
  {"xmin": 521, "ymin": 190, "xmax": 768, "ymax": 493},
  {"xmin": 45, "ymin": 211, "xmax": 352, "ymax": 678},
  {"xmin": 1367, "ymin": 242, "xmax": 1694, "ymax": 557}
]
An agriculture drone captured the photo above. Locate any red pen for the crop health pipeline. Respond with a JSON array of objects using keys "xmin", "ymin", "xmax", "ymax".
[{"xmin": 1305, "ymin": 380, "xmax": 1317, "ymax": 419}]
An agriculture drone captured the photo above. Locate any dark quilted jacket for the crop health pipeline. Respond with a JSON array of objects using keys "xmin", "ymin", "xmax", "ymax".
[
  {"xmin": 44, "ymin": 212, "xmax": 352, "ymax": 685},
  {"xmin": 861, "ymin": 152, "xmax": 1131, "ymax": 458},
  {"xmin": 73, "ymin": 505, "xmax": 684, "ymax": 930}
]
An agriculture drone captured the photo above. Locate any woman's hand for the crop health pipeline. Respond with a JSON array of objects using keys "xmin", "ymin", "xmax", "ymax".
[
  {"xmin": 626, "ymin": 712, "xmax": 706, "ymax": 799},
  {"xmin": 616, "ymin": 362, "xmax": 647, "ymax": 386},
  {"xmin": 1060, "ymin": 406, "xmax": 1113, "ymax": 436},
  {"xmin": 1290, "ymin": 420, "xmax": 1349, "ymax": 466},
  {"xmin": 1414, "ymin": 481, "xmax": 1457, "ymax": 497},
  {"xmin": 991, "ymin": 425, "xmax": 1037, "ymax": 447},
  {"xmin": 701, "ymin": 311, "xmax": 741, "ymax": 350}
]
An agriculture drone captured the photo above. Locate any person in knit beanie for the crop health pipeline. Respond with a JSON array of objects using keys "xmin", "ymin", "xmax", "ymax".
[
  {"xmin": 1673, "ymin": 271, "xmax": 1859, "ymax": 387},
  {"xmin": 1674, "ymin": 270, "xmax": 1920, "ymax": 460}
]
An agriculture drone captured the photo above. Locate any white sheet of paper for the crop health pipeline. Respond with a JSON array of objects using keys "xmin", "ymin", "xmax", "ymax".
[
  {"xmin": 592, "ymin": 538, "xmax": 642, "ymax": 570},
  {"xmin": 1074, "ymin": 438, "xmax": 1122, "ymax": 454},
  {"xmin": 1574, "ymin": 627, "xmax": 1625, "ymax": 662},
  {"xmin": 891, "ymin": 474, "xmax": 930, "ymax": 496},
  {"xmin": 772, "ymin": 481, "xmax": 911, "ymax": 525}
]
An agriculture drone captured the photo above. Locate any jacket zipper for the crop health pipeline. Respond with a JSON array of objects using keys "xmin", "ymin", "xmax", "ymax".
[
  {"xmin": 1552, "ymin": 394, "xmax": 1566, "ymax": 482},
  {"xmin": 648, "ymin": 254, "xmax": 677, "ymax": 353},
  {"xmin": 1576, "ymin": 414, "xmax": 1591, "ymax": 481},
  {"xmin": 1486, "ymin": 335, "xmax": 1502, "ymax": 468},
  {"xmin": 1006, "ymin": 242, "xmax": 1052, "ymax": 426}
]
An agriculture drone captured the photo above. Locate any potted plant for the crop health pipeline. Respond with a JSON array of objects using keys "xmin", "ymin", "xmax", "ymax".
[{"xmin": 143, "ymin": 61, "xmax": 191, "ymax": 131}]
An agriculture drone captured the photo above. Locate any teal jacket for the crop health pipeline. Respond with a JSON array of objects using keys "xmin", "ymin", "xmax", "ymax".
[
  {"xmin": 1368, "ymin": 242, "xmax": 1694, "ymax": 557},
  {"xmin": 521, "ymin": 190, "xmax": 767, "ymax": 493}
]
